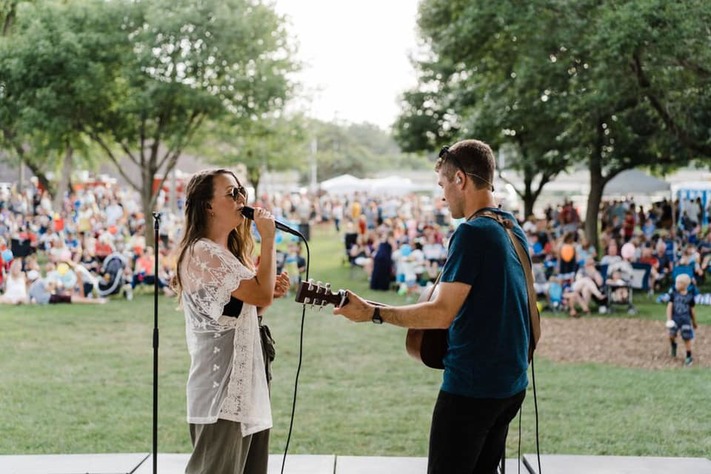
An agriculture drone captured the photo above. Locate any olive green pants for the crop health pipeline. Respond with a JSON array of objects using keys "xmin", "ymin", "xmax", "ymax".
[
  {"xmin": 186, "ymin": 419, "xmax": 270, "ymax": 474},
  {"xmin": 185, "ymin": 323, "xmax": 275, "ymax": 474}
]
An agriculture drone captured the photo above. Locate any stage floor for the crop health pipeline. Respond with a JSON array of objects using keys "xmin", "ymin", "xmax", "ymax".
[{"xmin": 0, "ymin": 452, "xmax": 708, "ymax": 473}]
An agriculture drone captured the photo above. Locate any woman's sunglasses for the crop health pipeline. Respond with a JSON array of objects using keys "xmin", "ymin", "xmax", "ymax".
[{"xmin": 226, "ymin": 185, "xmax": 247, "ymax": 201}]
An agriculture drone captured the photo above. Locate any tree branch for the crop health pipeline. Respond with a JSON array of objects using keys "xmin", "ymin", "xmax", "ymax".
[
  {"xmin": 632, "ymin": 51, "xmax": 711, "ymax": 156},
  {"xmin": 89, "ymin": 132, "xmax": 141, "ymax": 191}
]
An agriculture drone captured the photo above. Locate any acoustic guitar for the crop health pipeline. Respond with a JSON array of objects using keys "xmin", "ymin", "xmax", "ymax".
[
  {"xmin": 404, "ymin": 282, "xmax": 447, "ymax": 370},
  {"xmin": 295, "ymin": 279, "xmax": 447, "ymax": 370}
]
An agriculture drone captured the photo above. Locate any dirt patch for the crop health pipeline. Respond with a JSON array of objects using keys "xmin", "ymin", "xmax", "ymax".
[{"xmin": 538, "ymin": 316, "xmax": 709, "ymax": 369}]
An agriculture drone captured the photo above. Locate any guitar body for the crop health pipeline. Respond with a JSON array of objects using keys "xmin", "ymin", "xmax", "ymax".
[
  {"xmin": 406, "ymin": 328, "xmax": 447, "ymax": 370},
  {"xmin": 405, "ymin": 283, "xmax": 447, "ymax": 370}
]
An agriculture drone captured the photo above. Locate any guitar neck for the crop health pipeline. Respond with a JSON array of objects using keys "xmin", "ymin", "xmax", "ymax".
[
  {"xmin": 295, "ymin": 280, "xmax": 348, "ymax": 308},
  {"xmin": 294, "ymin": 280, "xmax": 386, "ymax": 310}
]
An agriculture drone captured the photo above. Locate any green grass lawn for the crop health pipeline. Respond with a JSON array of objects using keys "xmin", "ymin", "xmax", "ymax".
[{"xmin": 1, "ymin": 224, "xmax": 710, "ymax": 458}]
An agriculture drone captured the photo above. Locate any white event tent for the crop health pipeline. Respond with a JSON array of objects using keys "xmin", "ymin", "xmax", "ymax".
[{"xmin": 320, "ymin": 174, "xmax": 419, "ymax": 196}]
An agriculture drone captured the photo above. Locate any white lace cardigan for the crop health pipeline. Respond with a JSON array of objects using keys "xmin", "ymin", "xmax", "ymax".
[{"xmin": 180, "ymin": 238, "xmax": 271, "ymax": 436}]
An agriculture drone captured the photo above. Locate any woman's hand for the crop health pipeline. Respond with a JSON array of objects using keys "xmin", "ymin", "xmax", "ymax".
[
  {"xmin": 251, "ymin": 207, "xmax": 276, "ymax": 242},
  {"xmin": 274, "ymin": 271, "xmax": 290, "ymax": 298}
]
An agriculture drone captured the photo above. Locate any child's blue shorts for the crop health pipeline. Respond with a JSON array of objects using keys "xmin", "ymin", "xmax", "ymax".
[{"xmin": 669, "ymin": 319, "xmax": 694, "ymax": 340}]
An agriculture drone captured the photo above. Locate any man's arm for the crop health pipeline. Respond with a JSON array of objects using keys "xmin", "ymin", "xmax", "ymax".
[{"xmin": 333, "ymin": 281, "xmax": 470, "ymax": 329}]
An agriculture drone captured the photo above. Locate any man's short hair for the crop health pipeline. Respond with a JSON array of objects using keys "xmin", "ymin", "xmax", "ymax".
[{"xmin": 435, "ymin": 139, "xmax": 496, "ymax": 191}]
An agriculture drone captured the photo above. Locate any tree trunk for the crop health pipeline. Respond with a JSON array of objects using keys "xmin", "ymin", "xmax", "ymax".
[
  {"xmin": 586, "ymin": 170, "xmax": 605, "ymax": 254},
  {"xmin": 53, "ymin": 144, "xmax": 73, "ymax": 210},
  {"xmin": 2, "ymin": 2, "xmax": 16, "ymax": 36},
  {"xmin": 246, "ymin": 163, "xmax": 261, "ymax": 205},
  {"xmin": 585, "ymin": 121, "xmax": 607, "ymax": 252},
  {"xmin": 141, "ymin": 167, "xmax": 157, "ymax": 248},
  {"xmin": 522, "ymin": 171, "xmax": 535, "ymax": 219}
]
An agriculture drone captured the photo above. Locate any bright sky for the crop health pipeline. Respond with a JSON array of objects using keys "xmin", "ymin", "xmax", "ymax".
[{"xmin": 273, "ymin": 0, "xmax": 422, "ymax": 130}]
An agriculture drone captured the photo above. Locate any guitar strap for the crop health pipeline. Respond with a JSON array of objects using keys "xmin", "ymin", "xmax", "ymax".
[
  {"xmin": 474, "ymin": 210, "xmax": 541, "ymax": 362},
  {"xmin": 422, "ymin": 272, "xmax": 442, "ymax": 302}
]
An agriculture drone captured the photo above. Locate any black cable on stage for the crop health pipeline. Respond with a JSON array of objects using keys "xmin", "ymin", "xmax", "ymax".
[
  {"xmin": 516, "ymin": 406, "xmax": 522, "ymax": 474},
  {"xmin": 280, "ymin": 236, "xmax": 310, "ymax": 474},
  {"xmin": 531, "ymin": 355, "xmax": 542, "ymax": 473},
  {"xmin": 522, "ymin": 354, "xmax": 542, "ymax": 474}
]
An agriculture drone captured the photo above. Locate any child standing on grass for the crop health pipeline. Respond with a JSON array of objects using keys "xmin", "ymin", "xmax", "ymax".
[{"xmin": 666, "ymin": 274, "xmax": 698, "ymax": 366}]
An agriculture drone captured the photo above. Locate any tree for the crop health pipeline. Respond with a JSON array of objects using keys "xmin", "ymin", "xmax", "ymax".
[
  {"xmin": 86, "ymin": 0, "xmax": 296, "ymax": 243},
  {"xmin": 396, "ymin": 0, "xmax": 580, "ymax": 218},
  {"xmin": 0, "ymin": 0, "xmax": 129, "ymax": 204},
  {"xmin": 397, "ymin": 0, "xmax": 710, "ymax": 248},
  {"xmin": 2, "ymin": 0, "xmax": 296, "ymax": 244},
  {"xmin": 196, "ymin": 113, "xmax": 308, "ymax": 202},
  {"xmin": 0, "ymin": 0, "xmax": 57, "ymax": 193},
  {"xmin": 567, "ymin": 0, "xmax": 709, "ymax": 245}
]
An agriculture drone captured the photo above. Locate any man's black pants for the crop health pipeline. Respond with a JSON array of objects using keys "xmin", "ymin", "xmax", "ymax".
[{"xmin": 428, "ymin": 389, "xmax": 526, "ymax": 474}]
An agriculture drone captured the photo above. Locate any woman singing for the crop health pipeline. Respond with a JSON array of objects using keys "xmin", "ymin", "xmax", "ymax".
[{"xmin": 175, "ymin": 169, "xmax": 289, "ymax": 474}]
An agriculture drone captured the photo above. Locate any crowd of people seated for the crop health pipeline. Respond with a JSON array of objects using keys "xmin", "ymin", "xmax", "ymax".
[
  {"xmin": 2, "ymin": 176, "xmax": 710, "ymax": 315},
  {"xmin": 0, "ymin": 180, "xmax": 178, "ymax": 305},
  {"xmin": 279, "ymin": 192, "xmax": 711, "ymax": 311}
]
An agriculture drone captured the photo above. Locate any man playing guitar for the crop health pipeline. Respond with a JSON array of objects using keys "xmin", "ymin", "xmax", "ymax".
[{"xmin": 333, "ymin": 139, "xmax": 533, "ymax": 474}]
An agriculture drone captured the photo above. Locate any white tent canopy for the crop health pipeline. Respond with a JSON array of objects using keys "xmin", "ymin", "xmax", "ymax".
[
  {"xmin": 366, "ymin": 176, "xmax": 416, "ymax": 195},
  {"xmin": 603, "ymin": 169, "xmax": 670, "ymax": 196},
  {"xmin": 319, "ymin": 174, "xmax": 419, "ymax": 196},
  {"xmin": 319, "ymin": 174, "xmax": 369, "ymax": 194}
]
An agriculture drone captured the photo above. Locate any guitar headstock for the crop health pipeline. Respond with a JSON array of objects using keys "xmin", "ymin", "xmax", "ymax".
[{"xmin": 295, "ymin": 279, "xmax": 348, "ymax": 309}]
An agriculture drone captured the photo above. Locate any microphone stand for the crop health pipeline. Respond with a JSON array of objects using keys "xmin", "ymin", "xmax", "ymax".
[{"xmin": 151, "ymin": 212, "xmax": 161, "ymax": 474}]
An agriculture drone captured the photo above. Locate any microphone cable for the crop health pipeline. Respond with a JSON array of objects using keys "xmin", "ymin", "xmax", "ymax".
[
  {"xmin": 280, "ymin": 235, "xmax": 310, "ymax": 474},
  {"xmin": 520, "ymin": 354, "xmax": 542, "ymax": 474}
]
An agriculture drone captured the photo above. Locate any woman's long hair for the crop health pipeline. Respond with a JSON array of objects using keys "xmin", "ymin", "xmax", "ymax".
[{"xmin": 174, "ymin": 169, "xmax": 254, "ymax": 301}]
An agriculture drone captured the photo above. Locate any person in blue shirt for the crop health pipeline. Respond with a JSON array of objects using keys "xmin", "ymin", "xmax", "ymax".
[
  {"xmin": 334, "ymin": 139, "xmax": 531, "ymax": 474},
  {"xmin": 666, "ymin": 273, "xmax": 698, "ymax": 366}
]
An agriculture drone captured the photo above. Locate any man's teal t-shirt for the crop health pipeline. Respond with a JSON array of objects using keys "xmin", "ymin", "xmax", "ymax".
[{"xmin": 439, "ymin": 208, "xmax": 530, "ymax": 399}]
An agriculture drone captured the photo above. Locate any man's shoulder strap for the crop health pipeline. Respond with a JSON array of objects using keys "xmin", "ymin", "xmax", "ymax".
[{"xmin": 473, "ymin": 209, "xmax": 541, "ymax": 362}]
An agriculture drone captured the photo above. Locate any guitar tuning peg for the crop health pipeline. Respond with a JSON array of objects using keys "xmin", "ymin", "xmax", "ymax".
[
  {"xmin": 303, "ymin": 297, "xmax": 310, "ymax": 305},
  {"xmin": 316, "ymin": 281, "xmax": 323, "ymax": 292},
  {"xmin": 325, "ymin": 283, "xmax": 331, "ymax": 291},
  {"xmin": 307, "ymin": 279, "xmax": 314, "ymax": 290}
]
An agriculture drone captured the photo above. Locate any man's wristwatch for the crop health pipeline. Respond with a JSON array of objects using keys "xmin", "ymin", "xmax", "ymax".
[{"xmin": 372, "ymin": 306, "xmax": 383, "ymax": 324}]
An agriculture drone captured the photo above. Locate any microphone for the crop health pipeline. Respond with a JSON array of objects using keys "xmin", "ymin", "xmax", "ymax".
[{"xmin": 241, "ymin": 206, "xmax": 305, "ymax": 239}]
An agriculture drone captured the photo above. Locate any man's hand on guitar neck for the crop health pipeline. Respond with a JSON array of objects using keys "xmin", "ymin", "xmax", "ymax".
[
  {"xmin": 332, "ymin": 281, "xmax": 469, "ymax": 329},
  {"xmin": 332, "ymin": 290, "xmax": 382, "ymax": 324}
]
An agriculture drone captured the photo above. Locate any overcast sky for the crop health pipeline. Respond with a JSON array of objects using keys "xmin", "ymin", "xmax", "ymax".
[{"xmin": 273, "ymin": 0, "xmax": 421, "ymax": 129}]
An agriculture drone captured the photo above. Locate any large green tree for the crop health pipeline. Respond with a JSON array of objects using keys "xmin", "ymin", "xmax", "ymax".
[
  {"xmin": 0, "ymin": 0, "xmax": 58, "ymax": 194},
  {"xmin": 566, "ymin": 0, "xmax": 708, "ymax": 243},
  {"xmin": 88, "ymin": 0, "xmax": 296, "ymax": 242},
  {"xmin": 0, "ymin": 0, "xmax": 126, "ymax": 204},
  {"xmin": 396, "ymin": 0, "xmax": 710, "ymax": 248},
  {"xmin": 396, "ymin": 0, "xmax": 579, "ymax": 218},
  {"xmin": 1, "ymin": 0, "xmax": 296, "ymax": 243}
]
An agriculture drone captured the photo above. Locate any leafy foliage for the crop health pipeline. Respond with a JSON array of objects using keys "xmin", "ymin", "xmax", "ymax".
[
  {"xmin": 0, "ymin": 0, "xmax": 296, "ymax": 241},
  {"xmin": 396, "ymin": 0, "xmax": 711, "ymax": 235}
]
